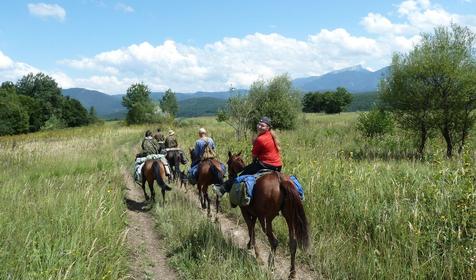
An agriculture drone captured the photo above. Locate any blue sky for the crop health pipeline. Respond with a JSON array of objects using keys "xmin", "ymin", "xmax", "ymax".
[{"xmin": 0, "ymin": 0, "xmax": 475, "ymax": 94}]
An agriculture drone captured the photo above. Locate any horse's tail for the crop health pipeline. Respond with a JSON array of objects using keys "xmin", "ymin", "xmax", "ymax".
[
  {"xmin": 279, "ymin": 173, "xmax": 309, "ymax": 250},
  {"xmin": 209, "ymin": 160, "xmax": 224, "ymax": 185},
  {"xmin": 152, "ymin": 161, "xmax": 171, "ymax": 191}
]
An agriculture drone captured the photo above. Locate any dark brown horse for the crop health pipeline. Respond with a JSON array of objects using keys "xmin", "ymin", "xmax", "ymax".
[
  {"xmin": 227, "ymin": 151, "xmax": 309, "ymax": 279},
  {"xmin": 190, "ymin": 148, "xmax": 225, "ymax": 217},
  {"xmin": 141, "ymin": 159, "xmax": 172, "ymax": 204},
  {"xmin": 165, "ymin": 148, "xmax": 188, "ymax": 182}
]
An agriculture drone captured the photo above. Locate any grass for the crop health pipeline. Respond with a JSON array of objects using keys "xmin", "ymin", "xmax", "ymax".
[{"xmin": 0, "ymin": 113, "xmax": 474, "ymax": 279}]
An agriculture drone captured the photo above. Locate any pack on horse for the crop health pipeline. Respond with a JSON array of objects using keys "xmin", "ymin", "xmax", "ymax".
[
  {"xmin": 226, "ymin": 151, "xmax": 309, "ymax": 279},
  {"xmin": 164, "ymin": 148, "xmax": 188, "ymax": 182},
  {"xmin": 140, "ymin": 159, "xmax": 172, "ymax": 204},
  {"xmin": 189, "ymin": 147, "xmax": 225, "ymax": 217}
]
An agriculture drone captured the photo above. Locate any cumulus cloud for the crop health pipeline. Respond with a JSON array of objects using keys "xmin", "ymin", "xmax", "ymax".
[
  {"xmin": 27, "ymin": 3, "xmax": 66, "ymax": 21},
  {"xmin": 115, "ymin": 3, "xmax": 134, "ymax": 13},
  {"xmin": 0, "ymin": 51, "xmax": 41, "ymax": 83},
  {"xmin": 6, "ymin": 0, "xmax": 474, "ymax": 94}
]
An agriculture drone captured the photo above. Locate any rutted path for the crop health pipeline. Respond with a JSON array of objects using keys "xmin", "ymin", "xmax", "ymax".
[{"xmin": 123, "ymin": 168, "xmax": 178, "ymax": 280}]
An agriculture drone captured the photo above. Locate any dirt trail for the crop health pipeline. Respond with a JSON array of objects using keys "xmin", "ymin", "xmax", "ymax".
[
  {"xmin": 179, "ymin": 184, "xmax": 318, "ymax": 280},
  {"xmin": 123, "ymin": 168, "xmax": 178, "ymax": 280}
]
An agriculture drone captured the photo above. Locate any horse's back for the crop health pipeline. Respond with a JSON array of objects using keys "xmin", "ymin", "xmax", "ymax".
[{"xmin": 248, "ymin": 173, "xmax": 282, "ymax": 215}]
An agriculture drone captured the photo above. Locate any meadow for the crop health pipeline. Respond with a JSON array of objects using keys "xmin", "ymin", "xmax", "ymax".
[{"xmin": 0, "ymin": 113, "xmax": 474, "ymax": 279}]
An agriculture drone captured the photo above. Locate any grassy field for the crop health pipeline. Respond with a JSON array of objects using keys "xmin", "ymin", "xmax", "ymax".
[{"xmin": 0, "ymin": 113, "xmax": 474, "ymax": 279}]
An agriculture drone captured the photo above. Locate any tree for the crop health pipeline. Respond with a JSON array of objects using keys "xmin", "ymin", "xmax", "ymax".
[
  {"xmin": 381, "ymin": 24, "xmax": 476, "ymax": 158},
  {"xmin": 61, "ymin": 97, "xmax": 90, "ymax": 127},
  {"xmin": 217, "ymin": 91, "xmax": 253, "ymax": 139},
  {"xmin": 160, "ymin": 88, "xmax": 178, "ymax": 117},
  {"xmin": 0, "ymin": 86, "xmax": 29, "ymax": 135},
  {"xmin": 122, "ymin": 83, "xmax": 154, "ymax": 124},
  {"xmin": 247, "ymin": 74, "xmax": 301, "ymax": 130},
  {"xmin": 16, "ymin": 73, "xmax": 63, "ymax": 131},
  {"xmin": 302, "ymin": 88, "xmax": 352, "ymax": 114}
]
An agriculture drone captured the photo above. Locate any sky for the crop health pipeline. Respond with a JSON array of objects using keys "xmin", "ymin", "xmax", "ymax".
[{"xmin": 0, "ymin": 0, "xmax": 475, "ymax": 94}]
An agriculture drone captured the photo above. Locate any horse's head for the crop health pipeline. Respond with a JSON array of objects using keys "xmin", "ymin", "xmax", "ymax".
[
  {"xmin": 227, "ymin": 151, "xmax": 245, "ymax": 179},
  {"xmin": 189, "ymin": 147, "xmax": 195, "ymax": 162},
  {"xmin": 179, "ymin": 150, "xmax": 188, "ymax": 165}
]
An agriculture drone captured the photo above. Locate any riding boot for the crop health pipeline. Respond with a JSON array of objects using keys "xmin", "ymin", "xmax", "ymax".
[{"xmin": 213, "ymin": 179, "xmax": 233, "ymax": 198}]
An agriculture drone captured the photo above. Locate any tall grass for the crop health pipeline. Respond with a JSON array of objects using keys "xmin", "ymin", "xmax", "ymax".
[{"xmin": 1, "ymin": 113, "xmax": 474, "ymax": 279}]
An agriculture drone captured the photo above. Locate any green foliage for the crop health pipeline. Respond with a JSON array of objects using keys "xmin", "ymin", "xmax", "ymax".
[
  {"xmin": 60, "ymin": 97, "xmax": 90, "ymax": 127},
  {"xmin": 0, "ymin": 90, "xmax": 29, "ymax": 135},
  {"xmin": 40, "ymin": 114, "xmax": 65, "ymax": 131},
  {"xmin": 247, "ymin": 74, "xmax": 301, "ymax": 130},
  {"xmin": 346, "ymin": 92, "xmax": 378, "ymax": 112},
  {"xmin": 381, "ymin": 24, "xmax": 476, "ymax": 158},
  {"xmin": 302, "ymin": 87, "xmax": 353, "ymax": 114},
  {"xmin": 122, "ymin": 83, "xmax": 155, "ymax": 124},
  {"xmin": 356, "ymin": 108, "xmax": 394, "ymax": 138},
  {"xmin": 160, "ymin": 88, "xmax": 178, "ymax": 117}
]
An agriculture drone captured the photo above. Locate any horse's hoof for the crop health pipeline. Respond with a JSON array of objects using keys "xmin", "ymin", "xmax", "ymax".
[{"xmin": 288, "ymin": 270, "xmax": 296, "ymax": 279}]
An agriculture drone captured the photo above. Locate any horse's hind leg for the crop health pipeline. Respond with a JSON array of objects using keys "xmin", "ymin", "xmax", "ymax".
[
  {"xmin": 284, "ymin": 214, "xmax": 297, "ymax": 279},
  {"xmin": 148, "ymin": 180, "xmax": 155, "ymax": 202},
  {"xmin": 204, "ymin": 188, "xmax": 211, "ymax": 217},
  {"xmin": 242, "ymin": 210, "xmax": 260, "ymax": 261},
  {"xmin": 141, "ymin": 177, "xmax": 149, "ymax": 201},
  {"xmin": 161, "ymin": 189, "xmax": 166, "ymax": 205}
]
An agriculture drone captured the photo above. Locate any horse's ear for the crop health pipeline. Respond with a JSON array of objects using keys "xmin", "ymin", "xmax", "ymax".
[{"xmin": 228, "ymin": 151, "xmax": 232, "ymax": 158}]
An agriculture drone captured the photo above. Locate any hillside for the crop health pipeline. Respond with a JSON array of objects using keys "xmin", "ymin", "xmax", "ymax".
[{"xmin": 177, "ymin": 97, "xmax": 226, "ymax": 117}]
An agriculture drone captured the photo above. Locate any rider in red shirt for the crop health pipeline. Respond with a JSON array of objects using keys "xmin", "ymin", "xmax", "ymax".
[{"xmin": 214, "ymin": 116, "xmax": 282, "ymax": 196}]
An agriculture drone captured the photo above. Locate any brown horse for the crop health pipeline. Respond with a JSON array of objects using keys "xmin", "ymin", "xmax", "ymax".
[
  {"xmin": 165, "ymin": 148, "xmax": 188, "ymax": 183},
  {"xmin": 227, "ymin": 151, "xmax": 309, "ymax": 279},
  {"xmin": 190, "ymin": 148, "xmax": 225, "ymax": 217},
  {"xmin": 141, "ymin": 159, "xmax": 172, "ymax": 204}
]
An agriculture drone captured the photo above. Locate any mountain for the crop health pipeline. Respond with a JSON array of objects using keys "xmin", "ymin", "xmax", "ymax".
[
  {"xmin": 292, "ymin": 65, "xmax": 390, "ymax": 93},
  {"xmin": 62, "ymin": 66, "xmax": 389, "ymax": 119},
  {"xmin": 62, "ymin": 88, "xmax": 125, "ymax": 119}
]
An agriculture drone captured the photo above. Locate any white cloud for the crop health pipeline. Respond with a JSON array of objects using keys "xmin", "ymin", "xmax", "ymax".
[
  {"xmin": 5, "ymin": 0, "xmax": 474, "ymax": 94},
  {"xmin": 115, "ymin": 3, "xmax": 134, "ymax": 13},
  {"xmin": 27, "ymin": 3, "xmax": 66, "ymax": 21},
  {"xmin": 0, "ymin": 51, "xmax": 41, "ymax": 83}
]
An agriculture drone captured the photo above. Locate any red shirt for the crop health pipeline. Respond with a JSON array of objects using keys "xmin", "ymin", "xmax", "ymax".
[{"xmin": 251, "ymin": 131, "xmax": 282, "ymax": 167}]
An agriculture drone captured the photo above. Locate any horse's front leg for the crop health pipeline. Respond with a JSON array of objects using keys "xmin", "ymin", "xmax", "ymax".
[
  {"xmin": 260, "ymin": 217, "xmax": 278, "ymax": 270},
  {"xmin": 198, "ymin": 185, "xmax": 206, "ymax": 209},
  {"xmin": 242, "ymin": 209, "xmax": 261, "ymax": 261}
]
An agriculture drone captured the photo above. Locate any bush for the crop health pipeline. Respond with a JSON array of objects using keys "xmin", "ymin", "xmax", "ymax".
[{"xmin": 356, "ymin": 108, "xmax": 394, "ymax": 138}]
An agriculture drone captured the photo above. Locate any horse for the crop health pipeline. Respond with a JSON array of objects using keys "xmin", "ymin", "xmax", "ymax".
[
  {"xmin": 179, "ymin": 170, "xmax": 189, "ymax": 191},
  {"xmin": 141, "ymin": 159, "xmax": 172, "ymax": 204},
  {"xmin": 189, "ymin": 148, "xmax": 225, "ymax": 217},
  {"xmin": 226, "ymin": 151, "xmax": 309, "ymax": 279},
  {"xmin": 165, "ymin": 148, "xmax": 188, "ymax": 182}
]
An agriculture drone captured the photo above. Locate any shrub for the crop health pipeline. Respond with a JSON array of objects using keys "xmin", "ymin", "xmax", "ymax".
[{"xmin": 356, "ymin": 108, "xmax": 394, "ymax": 138}]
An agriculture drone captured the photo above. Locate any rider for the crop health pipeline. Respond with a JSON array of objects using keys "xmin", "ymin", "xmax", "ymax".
[
  {"xmin": 153, "ymin": 128, "xmax": 166, "ymax": 153},
  {"xmin": 188, "ymin": 127, "xmax": 217, "ymax": 184},
  {"xmin": 165, "ymin": 129, "xmax": 178, "ymax": 149},
  {"xmin": 214, "ymin": 116, "xmax": 282, "ymax": 197},
  {"xmin": 141, "ymin": 130, "xmax": 161, "ymax": 155}
]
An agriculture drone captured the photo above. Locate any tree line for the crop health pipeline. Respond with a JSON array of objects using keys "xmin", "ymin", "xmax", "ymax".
[{"xmin": 0, "ymin": 73, "xmax": 99, "ymax": 136}]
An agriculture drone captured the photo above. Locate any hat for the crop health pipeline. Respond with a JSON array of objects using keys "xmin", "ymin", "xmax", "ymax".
[
  {"xmin": 168, "ymin": 129, "xmax": 175, "ymax": 136},
  {"xmin": 259, "ymin": 116, "xmax": 272, "ymax": 127},
  {"xmin": 198, "ymin": 127, "xmax": 207, "ymax": 134}
]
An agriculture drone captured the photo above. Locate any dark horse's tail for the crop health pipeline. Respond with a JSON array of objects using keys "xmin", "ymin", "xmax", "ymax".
[
  {"xmin": 279, "ymin": 173, "xmax": 310, "ymax": 250},
  {"xmin": 152, "ymin": 161, "xmax": 172, "ymax": 191},
  {"xmin": 209, "ymin": 160, "xmax": 224, "ymax": 185}
]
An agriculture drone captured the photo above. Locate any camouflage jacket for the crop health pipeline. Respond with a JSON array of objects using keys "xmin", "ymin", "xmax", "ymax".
[
  {"xmin": 165, "ymin": 135, "xmax": 178, "ymax": 148},
  {"xmin": 141, "ymin": 137, "xmax": 160, "ymax": 155}
]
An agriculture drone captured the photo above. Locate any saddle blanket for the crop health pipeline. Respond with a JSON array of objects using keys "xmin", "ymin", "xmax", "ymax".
[
  {"xmin": 187, "ymin": 162, "xmax": 227, "ymax": 185},
  {"xmin": 134, "ymin": 154, "xmax": 167, "ymax": 183},
  {"xmin": 229, "ymin": 173, "xmax": 305, "ymax": 206}
]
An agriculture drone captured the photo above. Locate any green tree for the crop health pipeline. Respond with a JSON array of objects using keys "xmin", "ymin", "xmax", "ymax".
[
  {"xmin": 160, "ymin": 88, "xmax": 178, "ymax": 117},
  {"xmin": 381, "ymin": 24, "xmax": 476, "ymax": 158},
  {"xmin": 61, "ymin": 97, "xmax": 90, "ymax": 127},
  {"xmin": 356, "ymin": 107, "xmax": 394, "ymax": 138},
  {"xmin": 122, "ymin": 83, "xmax": 154, "ymax": 124},
  {"xmin": 0, "ymin": 86, "xmax": 29, "ymax": 135},
  {"xmin": 16, "ymin": 73, "xmax": 63, "ymax": 131},
  {"xmin": 247, "ymin": 74, "xmax": 301, "ymax": 130}
]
